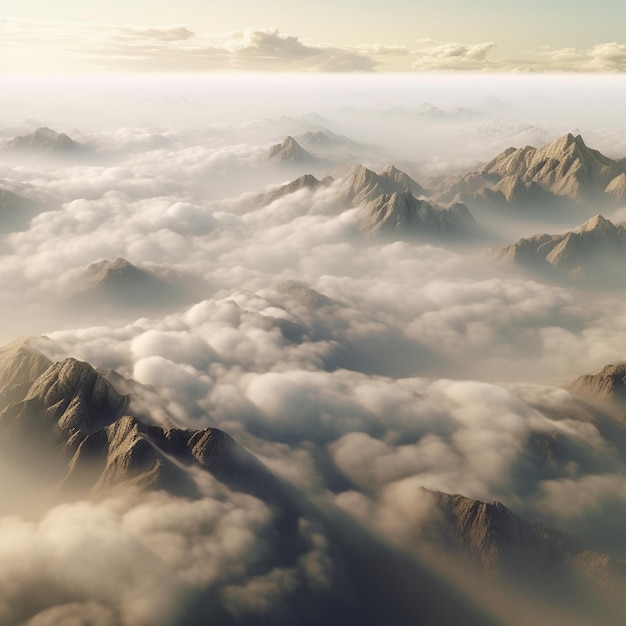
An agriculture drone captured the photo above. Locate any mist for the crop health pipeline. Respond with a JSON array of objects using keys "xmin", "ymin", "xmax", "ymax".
[{"xmin": 2, "ymin": 73, "xmax": 626, "ymax": 625}]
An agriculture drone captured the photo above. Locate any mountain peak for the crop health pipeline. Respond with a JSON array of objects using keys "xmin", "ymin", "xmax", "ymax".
[
  {"xmin": 577, "ymin": 214, "xmax": 614, "ymax": 233},
  {"xmin": 34, "ymin": 127, "xmax": 60, "ymax": 140},
  {"xmin": 7, "ymin": 126, "xmax": 87, "ymax": 157},
  {"xmin": 108, "ymin": 257, "xmax": 135, "ymax": 271},
  {"xmin": 265, "ymin": 136, "xmax": 316, "ymax": 165},
  {"xmin": 542, "ymin": 132, "xmax": 587, "ymax": 157}
]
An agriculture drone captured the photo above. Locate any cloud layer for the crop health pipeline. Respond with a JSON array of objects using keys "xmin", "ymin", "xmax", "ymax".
[
  {"xmin": 3, "ymin": 74, "xmax": 626, "ymax": 624},
  {"xmin": 6, "ymin": 17, "xmax": 626, "ymax": 73}
]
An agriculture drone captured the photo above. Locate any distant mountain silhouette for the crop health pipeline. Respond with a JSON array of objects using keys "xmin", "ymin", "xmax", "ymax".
[
  {"xmin": 67, "ymin": 258, "xmax": 204, "ymax": 310},
  {"xmin": 5, "ymin": 127, "xmax": 90, "ymax": 159},
  {"xmin": 264, "ymin": 135, "xmax": 322, "ymax": 166}
]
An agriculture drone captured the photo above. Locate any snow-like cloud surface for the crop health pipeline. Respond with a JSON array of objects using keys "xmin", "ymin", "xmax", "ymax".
[{"xmin": 3, "ymin": 74, "xmax": 626, "ymax": 624}]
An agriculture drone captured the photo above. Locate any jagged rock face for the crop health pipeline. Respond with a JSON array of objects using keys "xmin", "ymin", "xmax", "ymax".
[
  {"xmin": 3, "ymin": 340, "xmax": 626, "ymax": 624},
  {"xmin": 264, "ymin": 136, "xmax": 318, "ymax": 165},
  {"xmin": 6, "ymin": 127, "xmax": 87, "ymax": 157},
  {"xmin": 340, "ymin": 164, "xmax": 425, "ymax": 206},
  {"xmin": 434, "ymin": 134, "xmax": 626, "ymax": 209},
  {"xmin": 297, "ymin": 130, "xmax": 338, "ymax": 149},
  {"xmin": 569, "ymin": 362, "xmax": 626, "ymax": 411},
  {"xmin": 379, "ymin": 164, "xmax": 426, "ymax": 198},
  {"xmin": 483, "ymin": 133, "xmax": 625, "ymax": 200},
  {"xmin": 422, "ymin": 492, "xmax": 575, "ymax": 576},
  {"xmin": 0, "ymin": 338, "xmax": 53, "ymax": 409},
  {"xmin": 360, "ymin": 190, "xmax": 476, "ymax": 239},
  {"xmin": 497, "ymin": 214, "xmax": 626, "ymax": 281},
  {"xmin": 0, "ymin": 345, "xmax": 278, "ymax": 501},
  {"xmin": 420, "ymin": 491, "xmax": 626, "ymax": 592}
]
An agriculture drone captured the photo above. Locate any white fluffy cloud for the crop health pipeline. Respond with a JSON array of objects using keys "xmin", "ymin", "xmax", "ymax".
[
  {"xmin": 7, "ymin": 16, "xmax": 626, "ymax": 74},
  {"xmin": 411, "ymin": 40, "xmax": 496, "ymax": 71},
  {"xmin": 5, "ymin": 19, "xmax": 378, "ymax": 73},
  {"xmin": 3, "ymin": 75, "xmax": 626, "ymax": 624},
  {"xmin": 0, "ymin": 485, "xmax": 337, "ymax": 626}
]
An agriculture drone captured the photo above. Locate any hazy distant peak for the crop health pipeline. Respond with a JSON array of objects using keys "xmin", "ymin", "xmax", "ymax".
[
  {"xmin": 85, "ymin": 257, "xmax": 142, "ymax": 280},
  {"xmin": 7, "ymin": 126, "xmax": 87, "ymax": 157},
  {"xmin": 67, "ymin": 257, "xmax": 200, "ymax": 312},
  {"xmin": 103, "ymin": 257, "xmax": 135, "ymax": 272},
  {"xmin": 33, "ymin": 126, "xmax": 60, "ymax": 139},
  {"xmin": 264, "ymin": 135, "xmax": 318, "ymax": 165},
  {"xmin": 259, "ymin": 173, "xmax": 332, "ymax": 206}
]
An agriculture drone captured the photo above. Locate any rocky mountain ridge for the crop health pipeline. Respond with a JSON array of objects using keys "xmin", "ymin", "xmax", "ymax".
[
  {"xmin": 433, "ymin": 133, "xmax": 626, "ymax": 210},
  {"xmin": 1, "ymin": 338, "xmax": 625, "ymax": 590},
  {"xmin": 496, "ymin": 214, "xmax": 626, "ymax": 283}
]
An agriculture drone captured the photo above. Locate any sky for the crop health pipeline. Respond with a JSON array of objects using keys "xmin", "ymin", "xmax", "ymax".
[{"xmin": 3, "ymin": 0, "xmax": 626, "ymax": 73}]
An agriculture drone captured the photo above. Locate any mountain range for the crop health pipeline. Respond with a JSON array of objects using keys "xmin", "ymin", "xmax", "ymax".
[
  {"xmin": 432, "ymin": 133, "xmax": 626, "ymax": 211},
  {"xmin": 497, "ymin": 214, "xmax": 626, "ymax": 284},
  {"xmin": 2, "ymin": 337, "xmax": 626, "ymax": 624},
  {"xmin": 258, "ymin": 163, "xmax": 477, "ymax": 240}
]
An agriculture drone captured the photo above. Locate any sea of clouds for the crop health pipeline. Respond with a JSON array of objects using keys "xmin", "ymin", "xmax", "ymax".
[{"xmin": 3, "ymin": 74, "xmax": 626, "ymax": 625}]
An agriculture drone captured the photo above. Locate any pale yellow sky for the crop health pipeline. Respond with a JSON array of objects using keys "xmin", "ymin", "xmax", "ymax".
[{"xmin": 4, "ymin": 0, "xmax": 626, "ymax": 73}]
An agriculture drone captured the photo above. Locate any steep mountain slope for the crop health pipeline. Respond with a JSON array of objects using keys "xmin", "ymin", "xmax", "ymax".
[
  {"xmin": 569, "ymin": 361, "xmax": 626, "ymax": 417},
  {"xmin": 360, "ymin": 190, "xmax": 476, "ymax": 239},
  {"xmin": 264, "ymin": 136, "xmax": 320, "ymax": 166},
  {"xmin": 339, "ymin": 163, "xmax": 426, "ymax": 205},
  {"xmin": 497, "ymin": 214, "xmax": 626, "ymax": 283},
  {"xmin": 259, "ymin": 173, "xmax": 333, "ymax": 206},
  {"xmin": 295, "ymin": 129, "xmax": 369, "ymax": 157},
  {"xmin": 482, "ymin": 134, "xmax": 624, "ymax": 200},
  {"xmin": 0, "ymin": 339, "xmax": 284, "ymax": 503},
  {"xmin": 434, "ymin": 134, "xmax": 626, "ymax": 210},
  {"xmin": 5, "ymin": 127, "xmax": 88, "ymax": 158},
  {"xmin": 420, "ymin": 490, "xmax": 626, "ymax": 590},
  {"xmin": 3, "ymin": 339, "xmax": 626, "ymax": 624},
  {"xmin": 254, "ymin": 164, "xmax": 474, "ymax": 240},
  {"xmin": 0, "ymin": 339, "xmax": 506, "ymax": 626}
]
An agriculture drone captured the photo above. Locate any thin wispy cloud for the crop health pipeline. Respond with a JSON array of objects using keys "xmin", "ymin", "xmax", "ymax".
[{"xmin": 6, "ymin": 17, "xmax": 626, "ymax": 73}]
